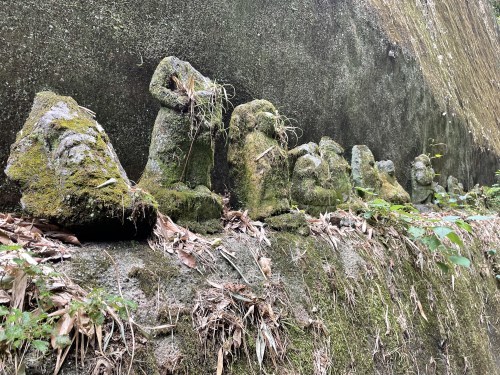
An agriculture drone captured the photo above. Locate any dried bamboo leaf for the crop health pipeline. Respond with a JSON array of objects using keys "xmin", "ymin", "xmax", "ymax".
[
  {"xmin": 0, "ymin": 229, "xmax": 12, "ymax": 245},
  {"xmin": 0, "ymin": 289, "xmax": 10, "ymax": 304},
  {"xmin": 177, "ymin": 249, "xmax": 197, "ymax": 269},
  {"xmin": 44, "ymin": 231, "xmax": 81, "ymax": 246},
  {"xmin": 216, "ymin": 347, "xmax": 224, "ymax": 375},
  {"xmin": 256, "ymin": 330, "xmax": 265, "ymax": 368},
  {"xmin": 233, "ymin": 328, "xmax": 242, "ymax": 349},
  {"xmin": 11, "ymin": 270, "xmax": 28, "ymax": 311},
  {"xmin": 96, "ymin": 324, "xmax": 103, "ymax": 354},
  {"xmin": 51, "ymin": 313, "xmax": 75, "ymax": 349}
]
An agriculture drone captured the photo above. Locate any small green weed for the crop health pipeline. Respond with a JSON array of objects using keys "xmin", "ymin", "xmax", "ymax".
[
  {"xmin": 0, "ymin": 244, "xmax": 137, "ymax": 373},
  {"xmin": 361, "ymin": 198, "xmax": 494, "ymax": 270}
]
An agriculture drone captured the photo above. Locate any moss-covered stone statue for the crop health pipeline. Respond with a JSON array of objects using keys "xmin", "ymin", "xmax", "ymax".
[
  {"xmin": 139, "ymin": 56, "xmax": 224, "ymax": 231},
  {"xmin": 289, "ymin": 137, "xmax": 351, "ymax": 216},
  {"xmin": 376, "ymin": 160, "xmax": 410, "ymax": 204},
  {"xmin": 411, "ymin": 154, "xmax": 445, "ymax": 204},
  {"xmin": 227, "ymin": 100, "xmax": 290, "ymax": 219},
  {"xmin": 447, "ymin": 175, "xmax": 465, "ymax": 196},
  {"xmin": 351, "ymin": 145, "xmax": 410, "ymax": 203},
  {"xmin": 5, "ymin": 91, "xmax": 157, "ymax": 237},
  {"xmin": 351, "ymin": 145, "xmax": 381, "ymax": 196}
]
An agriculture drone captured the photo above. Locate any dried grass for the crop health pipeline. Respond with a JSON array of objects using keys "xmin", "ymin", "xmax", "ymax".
[
  {"xmin": 192, "ymin": 281, "xmax": 288, "ymax": 373},
  {"xmin": 0, "ymin": 214, "xmax": 135, "ymax": 375}
]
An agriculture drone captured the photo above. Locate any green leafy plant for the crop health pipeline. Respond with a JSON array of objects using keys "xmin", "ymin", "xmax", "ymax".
[
  {"xmin": 0, "ymin": 244, "xmax": 138, "ymax": 373},
  {"xmin": 70, "ymin": 288, "xmax": 137, "ymax": 325},
  {"xmin": 355, "ymin": 186, "xmax": 378, "ymax": 199},
  {"xmin": 361, "ymin": 198, "xmax": 493, "ymax": 270}
]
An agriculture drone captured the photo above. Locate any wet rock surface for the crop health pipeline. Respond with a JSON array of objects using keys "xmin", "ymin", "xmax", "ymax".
[{"xmin": 4, "ymin": 91, "xmax": 157, "ymax": 238}]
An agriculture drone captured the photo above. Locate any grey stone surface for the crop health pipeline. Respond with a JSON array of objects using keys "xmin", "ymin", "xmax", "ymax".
[
  {"xmin": 376, "ymin": 160, "xmax": 395, "ymax": 176},
  {"xmin": 0, "ymin": 0, "xmax": 499, "ymax": 209}
]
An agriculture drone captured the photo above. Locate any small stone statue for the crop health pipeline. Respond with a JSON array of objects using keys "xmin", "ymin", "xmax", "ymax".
[
  {"xmin": 227, "ymin": 100, "xmax": 290, "ymax": 219},
  {"xmin": 139, "ymin": 56, "xmax": 223, "ymax": 230},
  {"xmin": 351, "ymin": 145, "xmax": 410, "ymax": 203},
  {"xmin": 376, "ymin": 160, "xmax": 410, "ymax": 204},
  {"xmin": 411, "ymin": 154, "xmax": 444, "ymax": 204},
  {"xmin": 289, "ymin": 137, "xmax": 351, "ymax": 215},
  {"xmin": 351, "ymin": 145, "xmax": 382, "ymax": 196},
  {"xmin": 447, "ymin": 175, "xmax": 465, "ymax": 196}
]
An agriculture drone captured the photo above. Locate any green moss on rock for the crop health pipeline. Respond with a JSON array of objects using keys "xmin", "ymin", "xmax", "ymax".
[
  {"xmin": 265, "ymin": 212, "xmax": 309, "ymax": 236},
  {"xmin": 228, "ymin": 100, "xmax": 290, "ymax": 219},
  {"xmin": 139, "ymin": 178, "xmax": 222, "ymax": 233},
  {"xmin": 5, "ymin": 91, "xmax": 157, "ymax": 237}
]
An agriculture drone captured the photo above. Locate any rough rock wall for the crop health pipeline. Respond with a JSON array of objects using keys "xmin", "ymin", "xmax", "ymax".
[
  {"xmin": 53, "ymin": 214, "xmax": 500, "ymax": 374},
  {"xmin": 1, "ymin": 0, "xmax": 499, "ymax": 209}
]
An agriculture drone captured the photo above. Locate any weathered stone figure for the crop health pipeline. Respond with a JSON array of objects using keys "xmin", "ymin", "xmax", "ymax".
[
  {"xmin": 139, "ymin": 56, "xmax": 223, "ymax": 230},
  {"xmin": 376, "ymin": 160, "xmax": 410, "ymax": 204},
  {"xmin": 351, "ymin": 145, "xmax": 410, "ymax": 203},
  {"xmin": 5, "ymin": 91, "xmax": 157, "ymax": 237},
  {"xmin": 351, "ymin": 145, "xmax": 382, "ymax": 196},
  {"xmin": 142, "ymin": 56, "xmax": 222, "ymax": 188},
  {"xmin": 411, "ymin": 154, "xmax": 441, "ymax": 203},
  {"xmin": 289, "ymin": 137, "xmax": 351, "ymax": 215},
  {"xmin": 227, "ymin": 100, "xmax": 290, "ymax": 219},
  {"xmin": 447, "ymin": 175, "xmax": 465, "ymax": 196}
]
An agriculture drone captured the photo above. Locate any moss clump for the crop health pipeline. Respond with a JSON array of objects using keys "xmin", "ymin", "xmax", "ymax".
[
  {"xmin": 265, "ymin": 212, "xmax": 309, "ymax": 236},
  {"xmin": 265, "ymin": 222, "xmax": 500, "ymax": 374},
  {"xmin": 7, "ymin": 142, "xmax": 63, "ymax": 218},
  {"xmin": 485, "ymin": 185, "xmax": 500, "ymax": 212},
  {"xmin": 139, "ymin": 178, "xmax": 222, "ymax": 233}
]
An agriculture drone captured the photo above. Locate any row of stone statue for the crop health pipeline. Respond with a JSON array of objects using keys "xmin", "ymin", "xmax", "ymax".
[
  {"xmin": 139, "ymin": 56, "xmax": 462, "ymax": 226},
  {"xmin": 3, "ymin": 56, "xmax": 468, "ymax": 236}
]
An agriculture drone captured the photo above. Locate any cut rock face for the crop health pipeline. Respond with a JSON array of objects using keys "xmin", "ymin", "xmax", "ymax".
[
  {"xmin": 139, "ymin": 56, "xmax": 223, "ymax": 229},
  {"xmin": 5, "ymin": 91, "xmax": 157, "ymax": 237},
  {"xmin": 289, "ymin": 137, "xmax": 351, "ymax": 215},
  {"xmin": 227, "ymin": 100, "xmax": 290, "ymax": 219}
]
